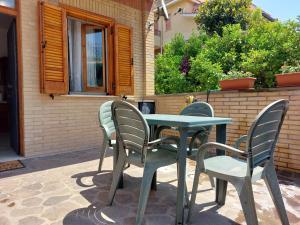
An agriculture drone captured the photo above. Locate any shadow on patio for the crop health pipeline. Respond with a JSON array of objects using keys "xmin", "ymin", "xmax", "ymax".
[
  {"xmin": 63, "ymin": 169, "xmax": 239, "ymax": 225},
  {"xmin": 0, "ymin": 149, "xmax": 299, "ymax": 225}
]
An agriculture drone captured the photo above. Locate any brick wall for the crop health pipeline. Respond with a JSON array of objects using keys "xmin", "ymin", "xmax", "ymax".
[
  {"xmin": 145, "ymin": 88, "xmax": 300, "ymax": 173},
  {"xmin": 20, "ymin": 0, "xmax": 154, "ymax": 156}
]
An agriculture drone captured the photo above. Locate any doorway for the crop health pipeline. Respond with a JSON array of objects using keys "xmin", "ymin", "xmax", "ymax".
[{"xmin": 0, "ymin": 13, "xmax": 19, "ymax": 162}]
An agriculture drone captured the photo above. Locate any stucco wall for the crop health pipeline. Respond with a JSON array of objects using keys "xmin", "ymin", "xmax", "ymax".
[
  {"xmin": 145, "ymin": 88, "xmax": 300, "ymax": 173},
  {"xmin": 20, "ymin": 0, "xmax": 154, "ymax": 156},
  {"xmin": 155, "ymin": 0, "xmax": 198, "ymax": 48}
]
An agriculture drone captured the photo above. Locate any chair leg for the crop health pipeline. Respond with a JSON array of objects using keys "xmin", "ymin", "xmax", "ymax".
[
  {"xmin": 98, "ymin": 144, "xmax": 109, "ymax": 173},
  {"xmin": 107, "ymin": 150, "xmax": 126, "ymax": 205},
  {"xmin": 234, "ymin": 178, "xmax": 258, "ymax": 225},
  {"xmin": 136, "ymin": 166, "xmax": 156, "ymax": 225},
  {"xmin": 264, "ymin": 166, "xmax": 290, "ymax": 225},
  {"xmin": 209, "ymin": 175, "xmax": 215, "ymax": 188},
  {"xmin": 187, "ymin": 162, "xmax": 202, "ymax": 223}
]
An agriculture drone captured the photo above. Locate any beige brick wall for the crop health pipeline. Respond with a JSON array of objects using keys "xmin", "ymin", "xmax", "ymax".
[
  {"xmin": 20, "ymin": 0, "xmax": 154, "ymax": 156},
  {"xmin": 146, "ymin": 88, "xmax": 300, "ymax": 173},
  {"xmin": 143, "ymin": 1, "xmax": 155, "ymax": 96}
]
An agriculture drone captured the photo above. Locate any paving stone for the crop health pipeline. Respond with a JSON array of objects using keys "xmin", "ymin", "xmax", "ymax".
[
  {"xmin": 23, "ymin": 183, "xmax": 43, "ymax": 191},
  {"xmin": 146, "ymin": 215, "xmax": 174, "ymax": 225},
  {"xmin": 22, "ymin": 197, "xmax": 43, "ymax": 207},
  {"xmin": 43, "ymin": 195, "xmax": 70, "ymax": 206},
  {"xmin": 18, "ymin": 216, "xmax": 45, "ymax": 225},
  {"xmin": 41, "ymin": 202, "xmax": 80, "ymax": 221},
  {"xmin": 0, "ymin": 216, "xmax": 11, "ymax": 225},
  {"xmin": 0, "ymin": 148, "xmax": 299, "ymax": 225},
  {"xmin": 10, "ymin": 207, "xmax": 43, "ymax": 217}
]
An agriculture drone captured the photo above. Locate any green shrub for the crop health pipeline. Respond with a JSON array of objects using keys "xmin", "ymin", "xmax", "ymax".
[
  {"xmin": 241, "ymin": 20, "xmax": 300, "ymax": 87},
  {"xmin": 195, "ymin": 0, "xmax": 252, "ymax": 36},
  {"xmin": 163, "ymin": 33, "xmax": 186, "ymax": 57},
  {"xmin": 201, "ymin": 24, "xmax": 246, "ymax": 73},
  {"xmin": 155, "ymin": 54, "xmax": 191, "ymax": 94},
  {"xmin": 184, "ymin": 31, "xmax": 208, "ymax": 58},
  {"xmin": 154, "ymin": 6, "xmax": 300, "ymax": 93},
  {"xmin": 188, "ymin": 54, "xmax": 223, "ymax": 91}
]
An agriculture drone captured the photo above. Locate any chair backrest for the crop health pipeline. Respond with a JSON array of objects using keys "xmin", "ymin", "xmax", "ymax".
[
  {"xmin": 98, "ymin": 101, "xmax": 115, "ymax": 140},
  {"xmin": 246, "ymin": 99, "xmax": 288, "ymax": 175},
  {"xmin": 111, "ymin": 100, "xmax": 150, "ymax": 163},
  {"xmin": 181, "ymin": 102, "xmax": 214, "ymax": 138},
  {"xmin": 180, "ymin": 102, "xmax": 214, "ymax": 117}
]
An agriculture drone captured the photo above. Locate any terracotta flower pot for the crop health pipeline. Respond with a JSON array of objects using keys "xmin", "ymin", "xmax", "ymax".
[
  {"xmin": 219, "ymin": 78, "xmax": 256, "ymax": 91},
  {"xmin": 275, "ymin": 72, "xmax": 300, "ymax": 87}
]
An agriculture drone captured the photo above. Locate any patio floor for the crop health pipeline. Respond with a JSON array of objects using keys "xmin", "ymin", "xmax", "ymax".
[{"xmin": 0, "ymin": 148, "xmax": 299, "ymax": 225}]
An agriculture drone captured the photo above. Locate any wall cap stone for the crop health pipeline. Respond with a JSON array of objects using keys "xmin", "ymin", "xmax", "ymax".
[{"xmin": 145, "ymin": 87, "xmax": 300, "ymax": 97}]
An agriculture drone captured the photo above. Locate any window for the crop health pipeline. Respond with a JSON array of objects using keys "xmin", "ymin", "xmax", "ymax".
[
  {"xmin": 39, "ymin": 2, "xmax": 134, "ymax": 96},
  {"xmin": 0, "ymin": 0, "xmax": 15, "ymax": 8},
  {"xmin": 68, "ymin": 18, "xmax": 108, "ymax": 93},
  {"xmin": 82, "ymin": 25, "xmax": 106, "ymax": 92}
]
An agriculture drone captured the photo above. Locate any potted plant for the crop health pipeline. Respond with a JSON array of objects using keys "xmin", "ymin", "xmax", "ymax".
[
  {"xmin": 276, "ymin": 64, "xmax": 300, "ymax": 87},
  {"xmin": 219, "ymin": 71, "xmax": 256, "ymax": 91}
]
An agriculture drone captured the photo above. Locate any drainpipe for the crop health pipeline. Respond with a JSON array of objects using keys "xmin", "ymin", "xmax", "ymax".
[{"xmin": 160, "ymin": 16, "xmax": 163, "ymax": 54}]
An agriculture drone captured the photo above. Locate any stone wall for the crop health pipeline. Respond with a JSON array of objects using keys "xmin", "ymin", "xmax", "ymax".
[{"xmin": 145, "ymin": 88, "xmax": 300, "ymax": 173}]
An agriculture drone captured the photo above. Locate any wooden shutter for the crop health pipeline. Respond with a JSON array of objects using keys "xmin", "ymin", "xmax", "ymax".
[
  {"xmin": 39, "ymin": 2, "xmax": 68, "ymax": 94},
  {"xmin": 114, "ymin": 24, "xmax": 134, "ymax": 96}
]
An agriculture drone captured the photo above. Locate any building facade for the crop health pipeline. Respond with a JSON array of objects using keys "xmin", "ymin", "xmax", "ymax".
[{"xmin": 0, "ymin": 0, "xmax": 155, "ymax": 158}]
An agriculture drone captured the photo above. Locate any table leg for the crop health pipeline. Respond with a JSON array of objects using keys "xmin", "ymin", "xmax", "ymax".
[
  {"xmin": 151, "ymin": 172, "xmax": 157, "ymax": 191},
  {"xmin": 215, "ymin": 124, "xmax": 227, "ymax": 205},
  {"xmin": 176, "ymin": 128, "xmax": 188, "ymax": 225}
]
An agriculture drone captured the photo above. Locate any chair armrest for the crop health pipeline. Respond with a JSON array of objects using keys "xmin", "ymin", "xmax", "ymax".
[
  {"xmin": 154, "ymin": 126, "xmax": 176, "ymax": 139},
  {"xmin": 233, "ymin": 135, "xmax": 247, "ymax": 149},
  {"xmin": 196, "ymin": 142, "xmax": 247, "ymax": 162}
]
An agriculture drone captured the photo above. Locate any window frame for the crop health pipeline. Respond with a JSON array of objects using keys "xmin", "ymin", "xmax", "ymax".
[
  {"xmin": 61, "ymin": 4, "xmax": 115, "ymax": 95},
  {"xmin": 81, "ymin": 24, "xmax": 106, "ymax": 93}
]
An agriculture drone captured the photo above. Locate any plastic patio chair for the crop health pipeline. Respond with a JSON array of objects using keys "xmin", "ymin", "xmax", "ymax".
[
  {"xmin": 98, "ymin": 101, "xmax": 116, "ymax": 172},
  {"xmin": 188, "ymin": 99, "xmax": 290, "ymax": 225},
  {"xmin": 155, "ymin": 102, "xmax": 215, "ymax": 187},
  {"xmin": 107, "ymin": 100, "xmax": 179, "ymax": 225}
]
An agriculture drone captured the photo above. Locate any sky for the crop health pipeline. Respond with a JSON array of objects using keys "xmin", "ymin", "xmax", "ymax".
[{"xmin": 252, "ymin": 0, "xmax": 300, "ymax": 21}]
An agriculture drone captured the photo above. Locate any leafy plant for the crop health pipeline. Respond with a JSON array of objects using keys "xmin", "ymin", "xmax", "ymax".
[
  {"xmin": 188, "ymin": 54, "xmax": 223, "ymax": 91},
  {"xmin": 200, "ymin": 24, "xmax": 246, "ymax": 73},
  {"xmin": 154, "ymin": 5, "xmax": 300, "ymax": 94},
  {"xmin": 241, "ymin": 20, "xmax": 300, "ymax": 87},
  {"xmin": 184, "ymin": 31, "xmax": 208, "ymax": 57},
  {"xmin": 221, "ymin": 70, "xmax": 254, "ymax": 80},
  {"xmin": 195, "ymin": 0, "xmax": 252, "ymax": 36},
  {"xmin": 155, "ymin": 52, "xmax": 195, "ymax": 94},
  {"xmin": 163, "ymin": 33, "xmax": 185, "ymax": 57},
  {"xmin": 280, "ymin": 63, "xmax": 300, "ymax": 73}
]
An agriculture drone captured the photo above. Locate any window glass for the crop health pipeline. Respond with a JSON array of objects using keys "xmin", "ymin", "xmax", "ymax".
[
  {"xmin": 85, "ymin": 27, "xmax": 104, "ymax": 89},
  {"xmin": 0, "ymin": 0, "xmax": 15, "ymax": 8},
  {"xmin": 68, "ymin": 19, "xmax": 83, "ymax": 92},
  {"xmin": 67, "ymin": 18, "xmax": 107, "ymax": 94}
]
